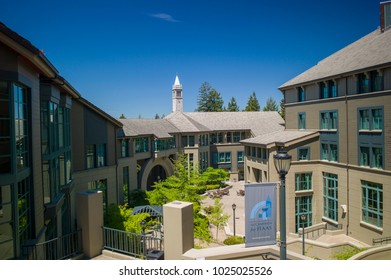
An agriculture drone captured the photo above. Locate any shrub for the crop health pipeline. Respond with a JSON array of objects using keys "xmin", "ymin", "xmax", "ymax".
[
  {"xmin": 223, "ymin": 236, "xmax": 245, "ymax": 245},
  {"xmin": 332, "ymin": 246, "xmax": 366, "ymax": 260}
]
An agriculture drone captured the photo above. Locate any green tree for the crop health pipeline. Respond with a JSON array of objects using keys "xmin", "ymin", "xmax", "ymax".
[
  {"xmin": 146, "ymin": 154, "xmax": 228, "ymax": 243},
  {"xmin": 154, "ymin": 113, "xmax": 160, "ymax": 119},
  {"xmin": 119, "ymin": 113, "xmax": 126, "ymax": 119},
  {"xmin": 227, "ymin": 97, "xmax": 240, "ymax": 112},
  {"xmin": 244, "ymin": 92, "xmax": 260, "ymax": 111},
  {"xmin": 206, "ymin": 198, "xmax": 229, "ymax": 241},
  {"xmin": 196, "ymin": 82, "xmax": 224, "ymax": 112},
  {"xmin": 263, "ymin": 97, "xmax": 279, "ymax": 112},
  {"xmin": 279, "ymin": 98, "xmax": 285, "ymax": 120},
  {"xmin": 104, "ymin": 203, "xmax": 149, "ymax": 233}
]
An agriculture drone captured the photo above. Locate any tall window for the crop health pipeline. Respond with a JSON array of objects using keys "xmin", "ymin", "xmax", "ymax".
[
  {"xmin": 135, "ymin": 137, "xmax": 149, "ymax": 152},
  {"xmin": 295, "ymin": 196, "xmax": 312, "ymax": 232},
  {"xmin": 320, "ymin": 82, "xmax": 329, "ymax": 99},
  {"xmin": 298, "ymin": 87, "xmax": 305, "ymax": 102},
  {"xmin": 18, "ymin": 178, "xmax": 32, "ymax": 246},
  {"xmin": 96, "ymin": 144, "xmax": 106, "ymax": 167},
  {"xmin": 362, "ymin": 181, "xmax": 383, "ymax": 228},
  {"xmin": 358, "ymin": 73, "xmax": 369, "ymax": 93},
  {"xmin": 86, "ymin": 144, "xmax": 95, "ymax": 169},
  {"xmin": 320, "ymin": 111, "xmax": 338, "ymax": 130},
  {"xmin": 217, "ymin": 133, "xmax": 223, "ymax": 143},
  {"xmin": 359, "ymin": 146, "xmax": 370, "ymax": 167},
  {"xmin": 298, "ymin": 113, "xmax": 306, "ymax": 129},
  {"xmin": 0, "ymin": 81, "xmax": 11, "ymax": 174},
  {"xmin": 86, "ymin": 144, "xmax": 106, "ymax": 168},
  {"xmin": 233, "ymin": 132, "xmax": 241, "ymax": 142},
  {"xmin": 372, "ymin": 147, "xmax": 383, "ymax": 169},
  {"xmin": 321, "ymin": 143, "xmax": 329, "ymax": 161},
  {"xmin": 370, "ymin": 71, "xmax": 383, "ymax": 92},
  {"xmin": 323, "ymin": 173, "xmax": 338, "ymax": 222},
  {"xmin": 14, "ymin": 85, "xmax": 29, "ymax": 171},
  {"xmin": 295, "ymin": 173, "xmax": 312, "ymax": 191},
  {"xmin": 237, "ymin": 151, "xmax": 244, "ymax": 162},
  {"xmin": 121, "ymin": 139, "xmax": 129, "ymax": 157}
]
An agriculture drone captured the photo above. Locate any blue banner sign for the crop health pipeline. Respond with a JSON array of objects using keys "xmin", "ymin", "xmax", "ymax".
[{"xmin": 245, "ymin": 183, "xmax": 277, "ymax": 247}]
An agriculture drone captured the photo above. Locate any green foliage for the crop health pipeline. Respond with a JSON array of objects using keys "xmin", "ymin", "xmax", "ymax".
[
  {"xmin": 263, "ymin": 97, "xmax": 279, "ymax": 112},
  {"xmin": 196, "ymin": 82, "xmax": 224, "ymax": 112},
  {"xmin": 119, "ymin": 113, "xmax": 126, "ymax": 119},
  {"xmin": 227, "ymin": 96, "xmax": 240, "ymax": 112},
  {"xmin": 244, "ymin": 92, "xmax": 260, "ymax": 111},
  {"xmin": 206, "ymin": 198, "xmax": 230, "ymax": 241},
  {"xmin": 331, "ymin": 246, "xmax": 367, "ymax": 260},
  {"xmin": 223, "ymin": 236, "xmax": 245, "ymax": 245},
  {"xmin": 199, "ymin": 167, "xmax": 229, "ymax": 186},
  {"xmin": 104, "ymin": 203, "xmax": 149, "ymax": 233},
  {"xmin": 128, "ymin": 189, "xmax": 148, "ymax": 207},
  {"xmin": 279, "ymin": 98, "xmax": 285, "ymax": 119},
  {"xmin": 146, "ymin": 154, "xmax": 229, "ymax": 243}
]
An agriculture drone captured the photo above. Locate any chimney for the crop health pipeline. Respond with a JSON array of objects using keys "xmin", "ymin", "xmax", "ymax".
[{"xmin": 380, "ymin": 1, "xmax": 391, "ymax": 32}]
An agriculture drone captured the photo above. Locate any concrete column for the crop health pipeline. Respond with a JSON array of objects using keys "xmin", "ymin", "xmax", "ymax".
[
  {"xmin": 163, "ymin": 201, "xmax": 194, "ymax": 260},
  {"xmin": 76, "ymin": 190, "xmax": 103, "ymax": 259}
]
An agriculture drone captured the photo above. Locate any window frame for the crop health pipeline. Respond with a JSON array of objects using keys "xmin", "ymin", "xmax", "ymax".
[{"xmin": 361, "ymin": 180, "xmax": 383, "ymax": 228}]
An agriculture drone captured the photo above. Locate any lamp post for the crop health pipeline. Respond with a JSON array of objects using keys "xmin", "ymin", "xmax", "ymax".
[
  {"xmin": 140, "ymin": 220, "xmax": 147, "ymax": 259},
  {"xmin": 232, "ymin": 203, "xmax": 237, "ymax": 237},
  {"xmin": 300, "ymin": 214, "xmax": 306, "ymax": 256},
  {"xmin": 273, "ymin": 149, "xmax": 292, "ymax": 260}
]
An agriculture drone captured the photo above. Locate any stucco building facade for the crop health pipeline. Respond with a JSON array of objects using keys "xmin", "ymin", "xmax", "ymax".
[{"xmin": 242, "ymin": 2, "xmax": 391, "ymax": 245}]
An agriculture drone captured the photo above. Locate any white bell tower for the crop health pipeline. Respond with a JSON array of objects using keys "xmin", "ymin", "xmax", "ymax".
[{"xmin": 172, "ymin": 74, "xmax": 183, "ymax": 112}]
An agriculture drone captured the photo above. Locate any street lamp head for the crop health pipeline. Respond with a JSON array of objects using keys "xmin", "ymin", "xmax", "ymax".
[
  {"xmin": 273, "ymin": 149, "xmax": 292, "ymax": 175},
  {"xmin": 300, "ymin": 214, "xmax": 306, "ymax": 222},
  {"xmin": 232, "ymin": 203, "xmax": 236, "ymax": 211}
]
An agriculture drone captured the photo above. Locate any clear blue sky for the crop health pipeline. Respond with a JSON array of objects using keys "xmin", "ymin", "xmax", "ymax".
[{"xmin": 0, "ymin": 0, "xmax": 381, "ymax": 118}]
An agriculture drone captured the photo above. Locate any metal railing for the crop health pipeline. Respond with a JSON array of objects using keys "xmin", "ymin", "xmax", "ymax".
[
  {"xmin": 22, "ymin": 229, "xmax": 82, "ymax": 260},
  {"xmin": 103, "ymin": 227, "xmax": 163, "ymax": 259},
  {"xmin": 373, "ymin": 236, "xmax": 391, "ymax": 246}
]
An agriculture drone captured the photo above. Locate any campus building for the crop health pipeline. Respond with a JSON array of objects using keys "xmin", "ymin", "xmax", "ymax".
[
  {"xmin": 0, "ymin": 22, "xmax": 122, "ymax": 259},
  {"xmin": 0, "ymin": 21, "xmax": 285, "ymax": 259},
  {"xmin": 242, "ymin": 1, "xmax": 391, "ymax": 245},
  {"xmin": 117, "ymin": 75, "xmax": 285, "ymax": 196}
]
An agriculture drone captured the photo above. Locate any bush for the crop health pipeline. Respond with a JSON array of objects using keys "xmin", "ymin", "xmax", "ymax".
[
  {"xmin": 223, "ymin": 236, "xmax": 245, "ymax": 245},
  {"xmin": 332, "ymin": 246, "xmax": 366, "ymax": 260}
]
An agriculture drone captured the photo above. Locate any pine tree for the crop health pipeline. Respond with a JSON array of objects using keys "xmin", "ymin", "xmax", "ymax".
[
  {"xmin": 119, "ymin": 113, "xmax": 126, "ymax": 119},
  {"xmin": 279, "ymin": 98, "xmax": 285, "ymax": 119},
  {"xmin": 244, "ymin": 92, "xmax": 260, "ymax": 111},
  {"xmin": 227, "ymin": 97, "xmax": 240, "ymax": 112},
  {"xmin": 196, "ymin": 82, "xmax": 224, "ymax": 112},
  {"xmin": 154, "ymin": 113, "xmax": 160, "ymax": 119},
  {"xmin": 263, "ymin": 97, "xmax": 279, "ymax": 112}
]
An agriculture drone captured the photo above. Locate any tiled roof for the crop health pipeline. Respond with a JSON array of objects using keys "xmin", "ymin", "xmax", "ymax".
[
  {"xmin": 279, "ymin": 28, "xmax": 391, "ymax": 89},
  {"xmin": 164, "ymin": 112, "xmax": 210, "ymax": 132},
  {"xmin": 165, "ymin": 111, "xmax": 285, "ymax": 136},
  {"xmin": 119, "ymin": 118, "xmax": 179, "ymax": 138},
  {"xmin": 241, "ymin": 130, "xmax": 319, "ymax": 146}
]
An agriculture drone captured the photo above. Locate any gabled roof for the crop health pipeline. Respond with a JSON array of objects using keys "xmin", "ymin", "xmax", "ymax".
[
  {"xmin": 131, "ymin": 205, "xmax": 163, "ymax": 217},
  {"xmin": 164, "ymin": 112, "xmax": 210, "ymax": 133},
  {"xmin": 279, "ymin": 28, "xmax": 391, "ymax": 89},
  {"xmin": 241, "ymin": 129, "xmax": 319, "ymax": 148},
  {"xmin": 119, "ymin": 118, "xmax": 179, "ymax": 138},
  {"xmin": 165, "ymin": 111, "xmax": 285, "ymax": 136}
]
